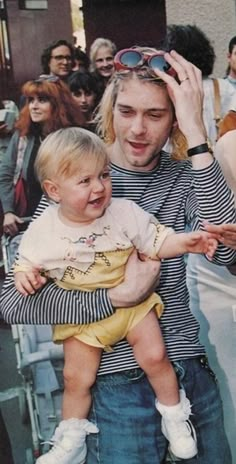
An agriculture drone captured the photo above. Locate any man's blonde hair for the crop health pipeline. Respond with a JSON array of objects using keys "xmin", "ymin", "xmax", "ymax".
[
  {"xmin": 95, "ymin": 46, "xmax": 188, "ymax": 160},
  {"xmin": 35, "ymin": 127, "xmax": 109, "ymax": 187}
]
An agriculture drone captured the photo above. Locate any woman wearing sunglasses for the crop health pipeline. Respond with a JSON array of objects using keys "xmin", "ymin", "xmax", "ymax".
[
  {"xmin": 1, "ymin": 47, "xmax": 234, "ymax": 464},
  {"xmin": 0, "ymin": 77, "xmax": 83, "ymax": 242}
]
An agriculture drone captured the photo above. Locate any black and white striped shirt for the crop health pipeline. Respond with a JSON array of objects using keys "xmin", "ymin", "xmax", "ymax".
[{"xmin": 1, "ymin": 152, "xmax": 236, "ymax": 375}]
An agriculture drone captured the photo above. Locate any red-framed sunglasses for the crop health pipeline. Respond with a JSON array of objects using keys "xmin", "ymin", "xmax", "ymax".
[{"xmin": 114, "ymin": 48, "xmax": 176, "ymax": 77}]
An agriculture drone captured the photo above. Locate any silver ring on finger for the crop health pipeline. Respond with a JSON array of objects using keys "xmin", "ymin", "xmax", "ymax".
[{"xmin": 180, "ymin": 76, "xmax": 189, "ymax": 83}]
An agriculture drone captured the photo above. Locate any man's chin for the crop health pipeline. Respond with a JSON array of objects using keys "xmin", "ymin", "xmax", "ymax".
[{"xmin": 128, "ymin": 151, "xmax": 159, "ymax": 170}]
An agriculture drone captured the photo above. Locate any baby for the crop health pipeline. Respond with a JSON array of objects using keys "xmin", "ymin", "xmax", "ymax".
[{"xmin": 14, "ymin": 127, "xmax": 217, "ymax": 464}]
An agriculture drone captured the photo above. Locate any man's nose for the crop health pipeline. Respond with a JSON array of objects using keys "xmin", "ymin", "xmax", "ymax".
[{"xmin": 131, "ymin": 115, "xmax": 146, "ymax": 135}]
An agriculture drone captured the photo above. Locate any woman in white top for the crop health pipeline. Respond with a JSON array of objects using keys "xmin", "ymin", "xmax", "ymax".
[{"xmin": 187, "ymin": 128, "xmax": 236, "ymax": 462}]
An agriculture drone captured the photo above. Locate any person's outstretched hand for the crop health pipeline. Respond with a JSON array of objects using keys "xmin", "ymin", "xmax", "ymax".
[{"xmin": 203, "ymin": 221, "xmax": 236, "ymax": 249}]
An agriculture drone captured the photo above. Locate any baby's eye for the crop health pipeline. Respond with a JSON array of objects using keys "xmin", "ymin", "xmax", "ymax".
[
  {"xmin": 101, "ymin": 171, "xmax": 110, "ymax": 180},
  {"xmin": 79, "ymin": 178, "xmax": 90, "ymax": 184}
]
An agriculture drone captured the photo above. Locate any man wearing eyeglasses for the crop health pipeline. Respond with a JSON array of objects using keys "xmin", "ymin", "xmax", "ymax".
[
  {"xmin": 41, "ymin": 39, "xmax": 74, "ymax": 82},
  {"xmin": 1, "ymin": 48, "xmax": 235, "ymax": 464}
]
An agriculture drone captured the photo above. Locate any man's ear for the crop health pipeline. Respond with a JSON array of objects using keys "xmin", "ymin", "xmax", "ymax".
[
  {"xmin": 172, "ymin": 119, "xmax": 178, "ymax": 132},
  {"xmin": 43, "ymin": 179, "xmax": 61, "ymax": 202}
]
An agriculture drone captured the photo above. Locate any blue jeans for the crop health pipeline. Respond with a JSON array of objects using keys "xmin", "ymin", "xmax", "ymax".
[{"xmin": 87, "ymin": 357, "xmax": 232, "ymax": 464}]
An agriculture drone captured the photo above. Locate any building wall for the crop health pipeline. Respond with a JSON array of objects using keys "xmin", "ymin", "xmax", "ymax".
[
  {"xmin": 6, "ymin": 0, "xmax": 73, "ymax": 99},
  {"xmin": 83, "ymin": 0, "xmax": 166, "ymax": 53},
  {"xmin": 165, "ymin": 0, "xmax": 236, "ymax": 77}
]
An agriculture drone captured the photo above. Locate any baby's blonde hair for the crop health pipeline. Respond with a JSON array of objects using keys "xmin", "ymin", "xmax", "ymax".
[{"xmin": 35, "ymin": 127, "xmax": 109, "ymax": 187}]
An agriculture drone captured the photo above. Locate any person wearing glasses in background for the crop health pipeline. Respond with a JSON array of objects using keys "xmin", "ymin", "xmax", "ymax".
[
  {"xmin": 1, "ymin": 47, "xmax": 235, "ymax": 464},
  {"xmin": 41, "ymin": 39, "xmax": 75, "ymax": 83}
]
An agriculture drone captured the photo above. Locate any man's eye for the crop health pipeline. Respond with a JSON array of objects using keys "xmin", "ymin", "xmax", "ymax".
[
  {"xmin": 149, "ymin": 113, "xmax": 161, "ymax": 119},
  {"xmin": 120, "ymin": 108, "xmax": 133, "ymax": 116}
]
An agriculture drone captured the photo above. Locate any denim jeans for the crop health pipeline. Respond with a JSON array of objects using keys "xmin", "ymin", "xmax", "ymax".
[{"xmin": 87, "ymin": 357, "xmax": 232, "ymax": 464}]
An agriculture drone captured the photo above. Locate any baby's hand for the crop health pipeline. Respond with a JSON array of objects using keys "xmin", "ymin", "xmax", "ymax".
[
  {"xmin": 14, "ymin": 268, "xmax": 47, "ymax": 296},
  {"xmin": 186, "ymin": 231, "xmax": 218, "ymax": 259}
]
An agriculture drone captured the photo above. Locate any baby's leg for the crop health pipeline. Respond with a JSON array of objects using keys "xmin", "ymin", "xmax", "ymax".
[
  {"xmin": 127, "ymin": 311, "xmax": 197, "ymax": 459},
  {"xmin": 127, "ymin": 310, "xmax": 179, "ymax": 405},
  {"xmin": 62, "ymin": 337, "xmax": 102, "ymax": 419},
  {"xmin": 35, "ymin": 339, "xmax": 100, "ymax": 464}
]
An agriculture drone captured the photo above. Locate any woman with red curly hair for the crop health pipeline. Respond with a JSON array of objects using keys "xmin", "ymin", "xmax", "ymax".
[{"xmin": 0, "ymin": 76, "xmax": 83, "ymax": 238}]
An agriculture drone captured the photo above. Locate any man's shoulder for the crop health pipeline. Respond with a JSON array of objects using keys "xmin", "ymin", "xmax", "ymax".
[
  {"xmin": 161, "ymin": 152, "xmax": 191, "ymax": 173},
  {"xmin": 32, "ymin": 202, "xmax": 54, "ymax": 221},
  {"xmin": 32, "ymin": 196, "xmax": 51, "ymax": 219}
]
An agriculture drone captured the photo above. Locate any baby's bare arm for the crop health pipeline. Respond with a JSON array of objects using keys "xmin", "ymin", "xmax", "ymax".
[{"xmin": 14, "ymin": 268, "xmax": 47, "ymax": 296}]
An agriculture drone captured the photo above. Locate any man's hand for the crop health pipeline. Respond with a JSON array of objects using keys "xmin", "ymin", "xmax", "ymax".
[
  {"xmin": 108, "ymin": 249, "xmax": 161, "ymax": 307},
  {"xmin": 153, "ymin": 50, "xmax": 213, "ymax": 168},
  {"xmin": 14, "ymin": 268, "xmax": 47, "ymax": 296}
]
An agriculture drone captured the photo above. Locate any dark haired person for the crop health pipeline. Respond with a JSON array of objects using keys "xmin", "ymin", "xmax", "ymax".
[
  {"xmin": 73, "ymin": 47, "xmax": 90, "ymax": 72},
  {"xmin": 41, "ymin": 39, "xmax": 74, "ymax": 82},
  {"xmin": 225, "ymin": 36, "xmax": 236, "ymax": 88},
  {"xmin": 162, "ymin": 24, "xmax": 236, "ymax": 147},
  {"xmin": 68, "ymin": 71, "xmax": 101, "ymax": 127}
]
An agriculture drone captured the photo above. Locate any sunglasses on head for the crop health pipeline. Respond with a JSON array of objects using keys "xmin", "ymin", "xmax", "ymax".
[
  {"xmin": 36, "ymin": 74, "xmax": 60, "ymax": 83},
  {"xmin": 114, "ymin": 48, "xmax": 176, "ymax": 77}
]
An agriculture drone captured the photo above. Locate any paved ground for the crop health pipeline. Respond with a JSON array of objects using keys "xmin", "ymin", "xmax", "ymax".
[{"xmin": 0, "ymin": 267, "xmax": 33, "ymax": 464}]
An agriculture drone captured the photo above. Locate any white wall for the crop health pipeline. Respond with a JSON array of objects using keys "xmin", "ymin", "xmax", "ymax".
[{"xmin": 165, "ymin": 0, "xmax": 236, "ymax": 77}]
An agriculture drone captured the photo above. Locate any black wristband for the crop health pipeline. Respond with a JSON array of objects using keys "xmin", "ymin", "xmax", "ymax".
[{"xmin": 187, "ymin": 143, "xmax": 209, "ymax": 157}]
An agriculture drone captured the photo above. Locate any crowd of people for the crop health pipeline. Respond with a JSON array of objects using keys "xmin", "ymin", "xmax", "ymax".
[{"xmin": 1, "ymin": 25, "xmax": 236, "ymax": 464}]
